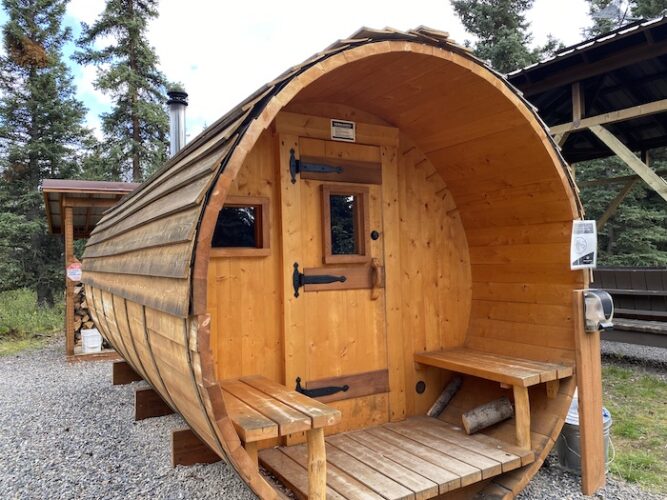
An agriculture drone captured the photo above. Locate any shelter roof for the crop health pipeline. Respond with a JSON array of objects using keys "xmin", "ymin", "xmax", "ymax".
[
  {"xmin": 508, "ymin": 16, "xmax": 667, "ymax": 163},
  {"xmin": 42, "ymin": 179, "xmax": 138, "ymax": 239}
]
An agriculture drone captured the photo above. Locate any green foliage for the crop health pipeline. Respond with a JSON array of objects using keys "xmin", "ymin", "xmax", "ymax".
[
  {"xmin": 450, "ymin": 0, "xmax": 562, "ymax": 73},
  {"xmin": 75, "ymin": 0, "xmax": 169, "ymax": 182},
  {"xmin": 603, "ymin": 364, "xmax": 667, "ymax": 492},
  {"xmin": 0, "ymin": 288, "xmax": 63, "ymax": 356},
  {"xmin": 0, "ymin": 0, "xmax": 92, "ymax": 302},
  {"xmin": 577, "ymin": 155, "xmax": 667, "ymax": 266},
  {"xmin": 585, "ymin": 0, "xmax": 667, "ymax": 37}
]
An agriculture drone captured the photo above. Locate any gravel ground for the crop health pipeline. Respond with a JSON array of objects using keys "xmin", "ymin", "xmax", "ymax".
[{"xmin": 1, "ymin": 339, "xmax": 664, "ymax": 499}]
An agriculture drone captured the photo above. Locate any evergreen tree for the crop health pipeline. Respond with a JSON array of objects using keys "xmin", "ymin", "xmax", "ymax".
[
  {"xmin": 585, "ymin": 0, "xmax": 667, "ymax": 37},
  {"xmin": 75, "ymin": 0, "xmax": 169, "ymax": 182},
  {"xmin": 451, "ymin": 0, "xmax": 562, "ymax": 73},
  {"xmin": 0, "ymin": 0, "xmax": 90, "ymax": 303}
]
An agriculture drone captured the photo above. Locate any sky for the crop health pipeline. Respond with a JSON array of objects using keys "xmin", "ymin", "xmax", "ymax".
[{"xmin": 3, "ymin": 0, "xmax": 594, "ymax": 142}]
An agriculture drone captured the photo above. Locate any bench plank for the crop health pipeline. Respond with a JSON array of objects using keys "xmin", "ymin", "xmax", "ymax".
[
  {"xmin": 415, "ymin": 350, "xmax": 540, "ymax": 386},
  {"xmin": 240, "ymin": 375, "xmax": 341, "ymax": 428},
  {"xmin": 222, "ymin": 391, "xmax": 279, "ymax": 442},
  {"xmin": 414, "ymin": 347, "xmax": 573, "ymax": 387},
  {"xmin": 221, "ymin": 379, "xmax": 311, "ymax": 435}
]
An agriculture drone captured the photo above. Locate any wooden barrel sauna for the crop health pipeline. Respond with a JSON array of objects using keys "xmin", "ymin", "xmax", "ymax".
[{"xmin": 82, "ymin": 27, "xmax": 586, "ymax": 499}]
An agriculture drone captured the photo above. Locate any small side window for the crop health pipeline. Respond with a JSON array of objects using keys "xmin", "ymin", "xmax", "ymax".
[
  {"xmin": 210, "ymin": 196, "xmax": 270, "ymax": 257},
  {"xmin": 322, "ymin": 184, "xmax": 369, "ymax": 264}
]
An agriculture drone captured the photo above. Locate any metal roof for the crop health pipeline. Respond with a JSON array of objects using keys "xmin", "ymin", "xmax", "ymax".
[
  {"xmin": 508, "ymin": 16, "xmax": 667, "ymax": 163},
  {"xmin": 42, "ymin": 179, "xmax": 138, "ymax": 238}
]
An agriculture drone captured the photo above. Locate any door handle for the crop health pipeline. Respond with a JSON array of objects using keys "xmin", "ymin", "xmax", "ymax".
[
  {"xmin": 370, "ymin": 258, "xmax": 383, "ymax": 300},
  {"xmin": 292, "ymin": 262, "xmax": 346, "ymax": 297}
]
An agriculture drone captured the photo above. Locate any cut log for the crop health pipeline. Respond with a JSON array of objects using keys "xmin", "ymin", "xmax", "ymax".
[
  {"xmin": 462, "ymin": 396, "xmax": 514, "ymax": 435},
  {"xmin": 427, "ymin": 375, "xmax": 462, "ymax": 417}
]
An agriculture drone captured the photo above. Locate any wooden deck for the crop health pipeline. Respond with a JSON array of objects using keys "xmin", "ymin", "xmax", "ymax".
[{"xmin": 259, "ymin": 416, "xmax": 535, "ymax": 499}]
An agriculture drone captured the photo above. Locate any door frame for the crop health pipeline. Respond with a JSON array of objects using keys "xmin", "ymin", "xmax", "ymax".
[{"xmin": 275, "ymin": 110, "xmax": 407, "ymax": 423}]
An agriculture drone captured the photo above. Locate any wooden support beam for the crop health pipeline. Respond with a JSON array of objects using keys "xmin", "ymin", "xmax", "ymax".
[
  {"xmin": 112, "ymin": 360, "xmax": 143, "ymax": 385},
  {"xmin": 589, "ymin": 125, "xmax": 667, "ymax": 202},
  {"xmin": 64, "ymin": 206, "xmax": 75, "ymax": 356},
  {"xmin": 577, "ymin": 168, "xmax": 667, "ymax": 187},
  {"xmin": 135, "ymin": 386, "xmax": 174, "ymax": 421},
  {"xmin": 572, "ymin": 82, "xmax": 584, "ymax": 127},
  {"xmin": 62, "ymin": 196, "xmax": 120, "ymax": 208},
  {"xmin": 171, "ymin": 428, "xmax": 221, "ymax": 467},
  {"xmin": 551, "ymin": 97, "xmax": 667, "ymax": 135},
  {"xmin": 597, "ymin": 179, "xmax": 639, "ymax": 231},
  {"xmin": 573, "ymin": 290, "xmax": 605, "ymax": 495}
]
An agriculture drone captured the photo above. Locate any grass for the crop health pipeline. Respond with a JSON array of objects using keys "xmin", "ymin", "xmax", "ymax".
[
  {"xmin": 603, "ymin": 363, "xmax": 667, "ymax": 493},
  {"xmin": 0, "ymin": 288, "xmax": 63, "ymax": 356}
]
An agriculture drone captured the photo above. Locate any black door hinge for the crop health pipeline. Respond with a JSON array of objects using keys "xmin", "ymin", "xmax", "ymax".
[
  {"xmin": 292, "ymin": 262, "xmax": 346, "ymax": 297},
  {"xmin": 290, "ymin": 149, "xmax": 343, "ymax": 184},
  {"xmin": 295, "ymin": 377, "xmax": 349, "ymax": 398}
]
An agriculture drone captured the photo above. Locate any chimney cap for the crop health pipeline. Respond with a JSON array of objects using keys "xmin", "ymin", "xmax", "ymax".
[{"xmin": 167, "ymin": 89, "xmax": 188, "ymax": 106}]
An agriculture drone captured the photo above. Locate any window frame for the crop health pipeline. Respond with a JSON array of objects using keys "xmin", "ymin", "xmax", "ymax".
[
  {"xmin": 210, "ymin": 195, "xmax": 270, "ymax": 257},
  {"xmin": 321, "ymin": 184, "xmax": 370, "ymax": 264}
]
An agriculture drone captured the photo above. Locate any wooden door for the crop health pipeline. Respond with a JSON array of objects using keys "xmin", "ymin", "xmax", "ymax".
[{"xmin": 279, "ymin": 131, "xmax": 392, "ymax": 434}]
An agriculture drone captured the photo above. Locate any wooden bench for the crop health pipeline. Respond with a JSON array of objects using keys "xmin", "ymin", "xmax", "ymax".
[
  {"xmin": 414, "ymin": 347, "xmax": 574, "ymax": 450},
  {"xmin": 221, "ymin": 375, "xmax": 341, "ymax": 498}
]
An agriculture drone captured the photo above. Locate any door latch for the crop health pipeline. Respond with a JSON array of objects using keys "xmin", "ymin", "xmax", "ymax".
[
  {"xmin": 290, "ymin": 149, "xmax": 343, "ymax": 184},
  {"xmin": 292, "ymin": 262, "xmax": 346, "ymax": 297},
  {"xmin": 295, "ymin": 377, "xmax": 349, "ymax": 398}
]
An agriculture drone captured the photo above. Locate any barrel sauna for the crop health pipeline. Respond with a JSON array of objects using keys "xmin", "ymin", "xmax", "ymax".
[{"xmin": 82, "ymin": 27, "xmax": 587, "ymax": 499}]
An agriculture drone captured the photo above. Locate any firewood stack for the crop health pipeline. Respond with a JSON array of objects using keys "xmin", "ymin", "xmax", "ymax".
[{"xmin": 73, "ymin": 285, "xmax": 95, "ymax": 342}]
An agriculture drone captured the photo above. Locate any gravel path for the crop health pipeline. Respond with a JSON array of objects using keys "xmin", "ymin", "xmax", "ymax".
[{"xmin": 1, "ymin": 339, "xmax": 664, "ymax": 499}]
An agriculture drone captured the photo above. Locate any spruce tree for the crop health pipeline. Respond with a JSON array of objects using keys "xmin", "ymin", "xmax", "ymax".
[
  {"xmin": 0, "ymin": 0, "xmax": 90, "ymax": 303},
  {"xmin": 450, "ymin": 0, "xmax": 561, "ymax": 73},
  {"xmin": 75, "ymin": 0, "xmax": 169, "ymax": 182}
]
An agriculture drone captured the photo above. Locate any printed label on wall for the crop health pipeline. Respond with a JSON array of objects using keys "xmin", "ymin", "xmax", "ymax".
[
  {"xmin": 66, "ymin": 262, "xmax": 82, "ymax": 282},
  {"xmin": 331, "ymin": 119, "xmax": 356, "ymax": 142},
  {"xmin": 570, "ymin": 220, "xmax": 597, "ymax": 270}
]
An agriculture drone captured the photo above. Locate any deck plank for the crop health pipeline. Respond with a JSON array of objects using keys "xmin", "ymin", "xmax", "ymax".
[
  {"xmin": 365, "ymin": 427, "xmax": 482, "ymax": 486},
  {"xmin": 346, "ymin": 430, "xmax": 461, "ymax": 493},
  {"xmin": 261, "ymin": 417, "xmax": 532, "ymax": 499},
  {"xmin": 325, "ymin": 443, "xmax": 415, "ymax": 500},
  {"xmin": 279, "ymin": 444, "xmax": 385, "ymax": 500},
  {"xmin": 328, "ymin": 434, "xmax": 439, "ymax": 499},
  {"xmin": 385, "ymin": 422, "xmax": 503, "ymax": 479},
  {"xmin": 260, "ymin": 448, "xmax": 346, "ymax": 500},
  {"xmin": 411, "ymin": 417, "xmax": 522, "ymax": 471}
]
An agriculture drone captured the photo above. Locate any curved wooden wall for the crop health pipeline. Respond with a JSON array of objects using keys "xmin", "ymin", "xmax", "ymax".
[{"xmin": 83, "ymin": 27, "xmax": 585, "ymax": 499}]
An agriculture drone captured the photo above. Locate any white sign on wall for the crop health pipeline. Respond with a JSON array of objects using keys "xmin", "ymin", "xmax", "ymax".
[{"xmin": 570, "ymin": 220, "xmax": 597, "ymax": 270}]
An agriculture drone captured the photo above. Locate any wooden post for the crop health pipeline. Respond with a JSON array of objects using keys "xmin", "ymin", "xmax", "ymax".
[
  {"xmin": 135, "ymin": 386, "xmax": 174, "ymax": 421},
  {"xmin": 512, "ymin": 386, "xmax": 531, "ymax": 450},
  {"xmin": 63, "ymin": 205, "xmax": 75, "ymax": 356},
  {"xmin": 306, "ymin": 427, "xmax": 326, "ymax": 500},
  {"xmin": 573, "ymin": 290, "xmax": 605, "ymax": 495},
  {"xmin": 112, "ymin": 360, "xmax": 143, "ymax": 385}
]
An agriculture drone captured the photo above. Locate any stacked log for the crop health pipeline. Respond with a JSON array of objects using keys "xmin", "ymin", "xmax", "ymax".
[{"xmin": 73, "ymin": 285, "xmax": 95, "ymax": 342}]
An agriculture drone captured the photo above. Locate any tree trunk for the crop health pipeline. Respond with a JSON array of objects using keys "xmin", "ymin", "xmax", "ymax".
[
  {"xmin": 37, "ymin": 285, "xmax": 55, "ymax": 307},
  {"xmin": 128, "ymin": 0, "xmax": 141, "ymax": 182}
]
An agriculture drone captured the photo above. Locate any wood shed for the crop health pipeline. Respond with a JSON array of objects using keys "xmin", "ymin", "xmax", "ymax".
[{"xmin": 82, "ymin": 27, "xmax": 595, "ymax": 499}]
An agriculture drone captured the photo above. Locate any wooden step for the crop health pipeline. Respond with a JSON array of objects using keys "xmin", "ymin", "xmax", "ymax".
[{"xmin": 259, "ymin": 416, "xmax": 534, "ymax": 499}]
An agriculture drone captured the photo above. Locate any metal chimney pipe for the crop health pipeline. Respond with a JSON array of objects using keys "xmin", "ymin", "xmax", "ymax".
[{"xmin": 167, "ymin": 89, "xmax": 188, "ymax": 157}]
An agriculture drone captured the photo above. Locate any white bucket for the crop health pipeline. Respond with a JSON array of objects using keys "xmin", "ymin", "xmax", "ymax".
[{"xmin": 81, "ymin": 328, "xmax": 102, "ymax": 353}]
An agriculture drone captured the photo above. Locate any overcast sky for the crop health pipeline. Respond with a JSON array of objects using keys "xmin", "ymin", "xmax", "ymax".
[{"xmin": 5, "ymin": 0, "xmax": 594, "ymax": 141}]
